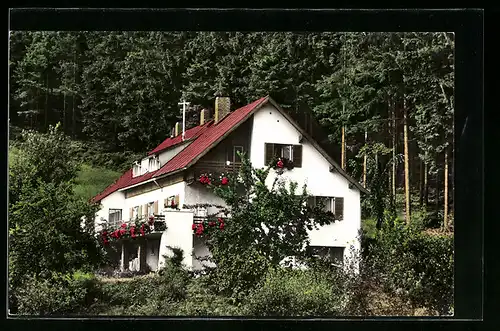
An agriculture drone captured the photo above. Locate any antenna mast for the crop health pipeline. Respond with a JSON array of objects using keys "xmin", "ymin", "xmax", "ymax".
[{"xmin": 178, "ymin": 100, "xmax": 190, "ymax": 141}]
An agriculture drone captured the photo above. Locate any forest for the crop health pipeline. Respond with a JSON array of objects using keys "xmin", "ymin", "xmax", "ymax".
[{"xmin": 8, "ymin": 31, "xmax": 454, "ymax": 316}]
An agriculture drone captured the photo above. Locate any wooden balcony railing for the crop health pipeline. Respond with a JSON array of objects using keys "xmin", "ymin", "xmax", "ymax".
[{"xmin": 194, "ymin": 160, "xmax": 242, "ymax": 173}]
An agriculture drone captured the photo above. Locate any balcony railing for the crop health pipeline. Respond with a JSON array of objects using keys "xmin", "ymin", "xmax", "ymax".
[
  {"xmin": 194, "ymin": 160, "xmax": 242, "ymax": 173},
  {"xmin": 106, "ymin": 214, "xmax": 166, "ymax": 232}
]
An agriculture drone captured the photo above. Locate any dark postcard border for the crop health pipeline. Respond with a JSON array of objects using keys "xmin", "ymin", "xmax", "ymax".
[{"xmin": 6, "ymin": 7, "xmax": 484, "ymax": 329}]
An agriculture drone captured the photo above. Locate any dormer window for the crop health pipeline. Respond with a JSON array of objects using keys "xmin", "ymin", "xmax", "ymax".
[
  {"xmin": 149, "ymin": 156, "xmax": 160, "ymax": 172},
  {"xmin": 132, "ymin": 162, "xmax": 142, "ymax": 177},
  {"xmin": 133, "ymin": 156, "xmax": 160, "ymax": 178}
]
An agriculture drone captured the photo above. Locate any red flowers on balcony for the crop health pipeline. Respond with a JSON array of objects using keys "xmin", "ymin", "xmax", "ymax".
[
  {"xmin": 192, "ymin": 217, "xmax": 225, "ymax": 237},
  {"xmin": 199, "ymin": 174, "xmax": 212, "ymax": 185},
  {"xmin": 98, "ymin": 216, "xmax": 159, "ymax": 246},
  {"xmin": 221, "ymin": 177, "xmax": 229, "ymax": 185}
]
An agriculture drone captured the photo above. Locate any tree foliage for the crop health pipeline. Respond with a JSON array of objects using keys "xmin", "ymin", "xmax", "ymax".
[
  {"xmin": 190, "ymin": 154, "xmax": 336, "ymax": 299},
  {"xmin": 9, "ymin": 124, "xmax": 104, "ymax": 289},
  {"xmin": 9, "ymin": 31, "xmax": 455, "ymax": 226}
]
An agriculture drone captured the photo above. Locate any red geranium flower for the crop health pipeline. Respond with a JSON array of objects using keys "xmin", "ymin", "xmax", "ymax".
[
  {"xmin": 221, "ymin": 177, "xmax": 229, "ymax": 185},
  {"xmin": 218, "ymin": 217, "xmax": 224, "ymax": 223},
  {"xmin": 219, "ymin": 222, "xmax": 225, "ymax": 230},
  {"xmin": 171, "ymin": 199, "xmax": 177, "ymax": 208},
  {"xmin": 114, "ymin": 229, "xmax": 120, "ymax": 238},
  {"xmin": 140, "ymin": 224, "xmax": 146, "ymax": 236},
  {"xmin": 277, "ymin": 159, "xmax": 284, "ymax": 168},
  {"xmin": 130, "ymin": 226, "xmax": 136, "ymax": 238},
  {"xmin": 195, "ymin": 223, "xmax": 204, "ymax": 236},
  {"xmin": 121, "ymin": 223, "xmax": 127, "ymax": 229},
  {"xmin": 192, "ymin": 223, "xmax": 196, "ymax": 230},
  {"xmin": 208, "ymin": 221, "xmax": 216, "ymax": 227}
]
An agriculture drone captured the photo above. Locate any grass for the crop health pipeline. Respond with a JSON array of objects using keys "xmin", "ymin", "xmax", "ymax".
[{"xmin": 73, "ymin": 164, "xmax": 121, "ymax": 201}]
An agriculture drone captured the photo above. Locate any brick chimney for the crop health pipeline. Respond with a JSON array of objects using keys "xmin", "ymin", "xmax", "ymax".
[
  {"xmin": 200, "ymin": 109, "xmax": 206, "ymax": 126},
  {"xmin": 174, "ymin": 122, "xmax": 181, "ymax": 136},
  {"xmin": 214, "ymin": 97, "xmax": 230, "ymax": 124}
]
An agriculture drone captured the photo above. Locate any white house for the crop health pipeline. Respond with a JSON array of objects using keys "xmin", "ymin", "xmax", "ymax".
[{"xmin": 92, "ymin": 96, "xmax": 367, "ymax": 273}]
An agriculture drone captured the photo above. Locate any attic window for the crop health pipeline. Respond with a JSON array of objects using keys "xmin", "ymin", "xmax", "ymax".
[
  {"xmin": 148, "ymin": 156, "xmax": 160, "ymax": 172},
  {"xmin": 132, "ymin": 163, "xmax": 142, "ymax": 177}
]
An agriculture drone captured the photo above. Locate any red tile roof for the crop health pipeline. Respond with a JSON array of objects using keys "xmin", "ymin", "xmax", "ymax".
[
  {"xmin": 154, "ymin": 97, "xmax": 268, "ymax": 177},
  {"xmin": 147, "ymin": 122, "xmax": 211, "ymax": 155},
  {"xmin": 92, "ymin": 96, "xmax": 268, "ymax": 203}
]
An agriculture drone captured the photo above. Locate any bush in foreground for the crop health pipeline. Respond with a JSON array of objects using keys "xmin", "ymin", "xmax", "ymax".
[
  {"xmin": 15, "ymin": 271, "xmax": 99, "ymax": 315},
  {"xmin": 243, "ymin": 267, "xmax": 346, "ymax": 316},
  {"xmin": 366, "ymin": 220, "xmax": 454, "ymax": 315}
]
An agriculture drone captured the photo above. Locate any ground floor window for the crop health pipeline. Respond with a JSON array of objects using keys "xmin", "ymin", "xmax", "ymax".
[
  {"xmin": 307, "ymin": 196, "xmax": 344, "ymax": 220},
  {"xmin": 307, "ymin": 246, "xmax": 345, "ymax": 266},
  {"xmin": 109, "ymin": 209, "xmax": 122, "ymax": 227}
]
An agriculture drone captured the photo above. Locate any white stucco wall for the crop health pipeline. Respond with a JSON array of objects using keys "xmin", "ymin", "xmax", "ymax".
[
  {"xmin": 158, "ymin": 142, "xmax": 190, "ymax": 166},
  {"xmin": 159, "ymin": 210, "xmax": 194, "ymax": 270},
  {"xmin": 249, "ymin": 104, "xmax": 362, "ymax": 261},
  {"xmin": 95, "ymin": 191, "xmax": 126, "ymax": 232},
  {"xmin": 193, "ymin": 236, "xmax": 216, "ymax": 270},
  {"xmin": 184, "ymin": 184, "xmax": 227, "ymax": 215},
  {"xmin": 146, "ymin": 239, "xmax": 160, "ymax": 271},
  {"xmin": 123, "ymin": 181, "xmax": 186, "ymax": 219}
]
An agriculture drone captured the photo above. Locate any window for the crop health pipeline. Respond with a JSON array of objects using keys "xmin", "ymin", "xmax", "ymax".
[
  {"xmin": 132, "ymin": 206, "xmax": 139, "ymax": 220},
  {"xmin": 147, "ymin": 202, "xmax": 154, "ymax": 216},
  {"xmin": 132, "ymin": 163, "xmax": 141, "ymax": 177},
  {"xmin": 233, "ymin": 146, "xmax": 244, "ymax": 163},
  {"xmin": 109, "ymin": 209, "xmax": 122, "ymax": 226},
  {"xmin": 264, "ymin": 143, "xmax": 303, "ymax": 167},
  {"xmin": 307, "ymin": 246, "xmax": 344, "ymax": 266},
  {"xmin": 307, "ymin": 196, "xmax": 344, "ymax": 220},
  {"xmin": 148, "ymin": 156, "xmax": 160, "ymax": 171}
]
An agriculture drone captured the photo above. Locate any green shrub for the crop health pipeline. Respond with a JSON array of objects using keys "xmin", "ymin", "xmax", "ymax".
[
  {"xmin": 15, "ymin": 271, "xmax": 99, "ymax": 315},
  {"xmin": 243, "ymin": 268, "xmax": 346, "ymax": 316},
  {"xmin": 170, "ymin": 278, "xmax": 244, "ymax": 316},
  {"xmin": 366, "ymin": 222, "xmax": 454, "ymax": 315},
  {"xmin": 96, "ymin": 250, "xmax": 191, "ymax": 315}
]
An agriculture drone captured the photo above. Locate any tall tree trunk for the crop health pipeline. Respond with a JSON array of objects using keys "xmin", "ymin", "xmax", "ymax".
[
  {"xmin": 45, "ymin": 72, "xmax": 49, "ymax": 131},
  {"xmin": 72, "ymin": 49, "xmax": 76, "ymax": 138},
  {"xmin": 392, "ymin": 100, "xmax": 397, "ymax": 199},
  {"xmin": 403, "ymin": 98, "xmax": 411, "ymax": 224},
  {"xmin": 63, "ymin": 91, "xmax": 66, "ymax": 134},
  {"xmin": 424, "ymin": 160, "xmax": 428, "ymax": 209},
  {"xmin": 444, "ymin": 149, "xmax": 449, "ymax": 230},
  {"xmin": 419, "ymin": 159, "xmax": 424, "ymax": 206},
  {"xmin": 363, "ymin": 130, "xmax": 368, "ymax": 187},
  {"xmin": 341, "ymin": 125, "xmax": 346, "ymax": 170},
  {"xmin": 435, "ymin": 163, "xmax": 440, "ymax": 214}
]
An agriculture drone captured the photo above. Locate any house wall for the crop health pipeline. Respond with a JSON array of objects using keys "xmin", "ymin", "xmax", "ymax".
[
  {"xmin": 95, "ymin": 191, "xmax": 127, "ymax": 232},
  {"xmin": 193, "ymin": 236, "xmax": 216, "ymax": 270},
  {"xmin": 184, "ymin": 184, "xmax": 226, "ymax": 216},
  {"xmin": 250, "ymin": 104, "xmax": 362, "ymax": 261},
  {"xmin": 159, "ymin": 210, "xmax": 194, "ymax": 269},
  {"xmin": 146, "ymin": 238, "xmax": 160, "ymax": 271}
]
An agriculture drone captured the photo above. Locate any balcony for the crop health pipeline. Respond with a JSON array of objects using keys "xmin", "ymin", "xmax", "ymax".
[
  {"xmin": 193, "ymin": 160, "xmax": 242, "ymax": 173},
  {"xmin": 106, "ymin": 215, "xmax": 167, "ymax": 233}
]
